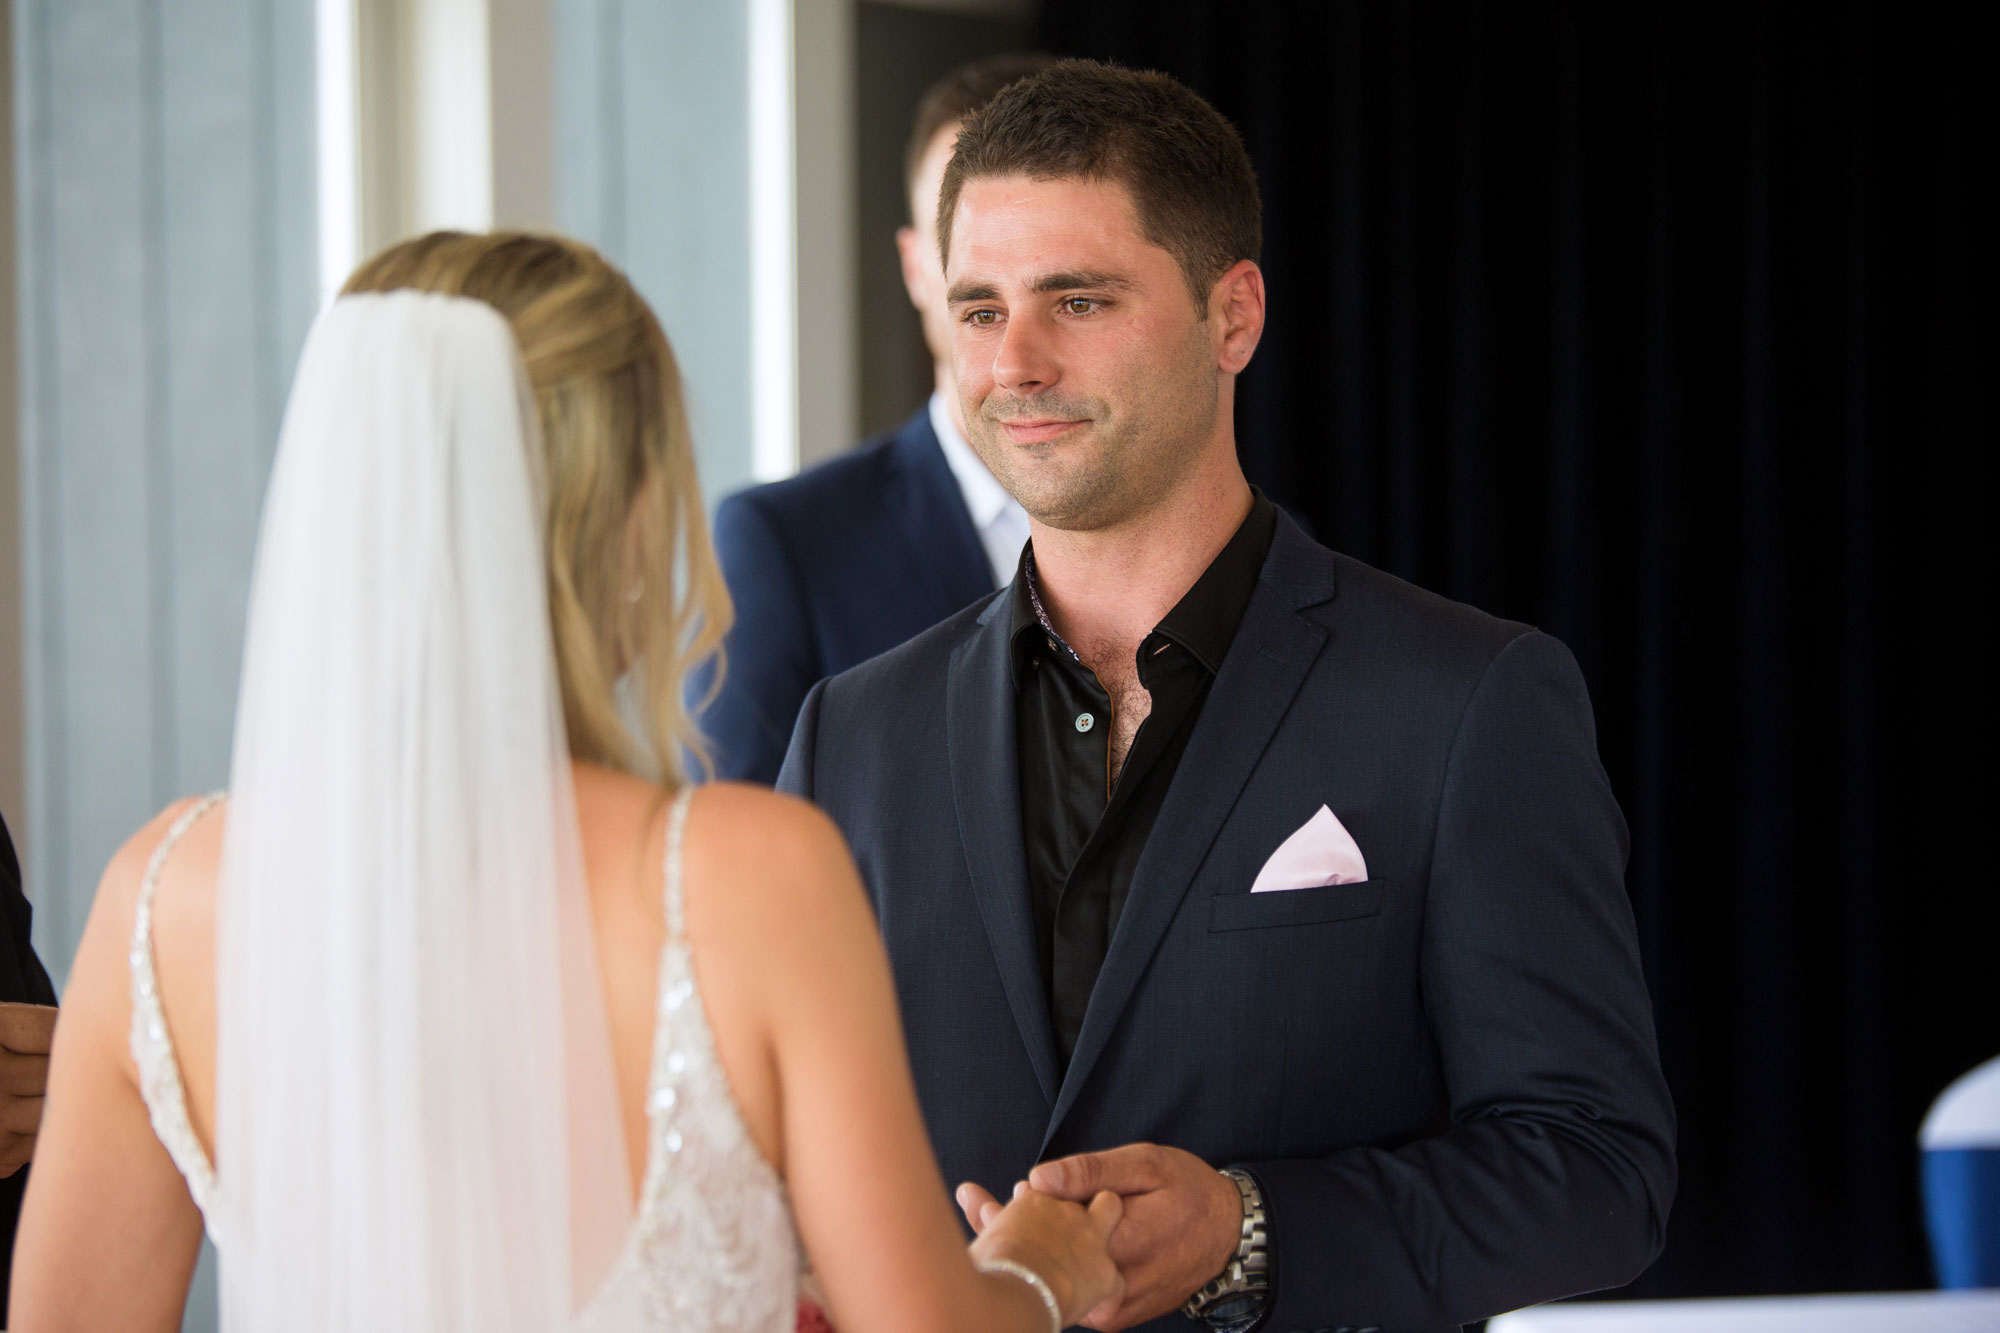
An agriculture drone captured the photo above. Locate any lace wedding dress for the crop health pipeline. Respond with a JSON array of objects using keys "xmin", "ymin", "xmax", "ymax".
[{"xmin": 130, "ymin": 787, "xmax": 800, "ymax": 1330}]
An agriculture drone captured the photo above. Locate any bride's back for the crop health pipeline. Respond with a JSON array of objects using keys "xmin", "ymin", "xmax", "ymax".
[
  {"xmin": 115, "ymin": 760, "xmax": 827, "ymax": 1333},
  {"xmin": 130, "ymin": 763, "xmax": 799, "ymax": 1209}
]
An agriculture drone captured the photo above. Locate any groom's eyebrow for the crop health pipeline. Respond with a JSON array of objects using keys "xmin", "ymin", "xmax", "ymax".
[
  {"xmin": 1031, "ymin": 270, "xmax": 1131, "ymax": 295},
  {"xmin": 947, "ymin": 271, "xmax": 1135, "ymax": 306},
  {"xmin": 947, "ymin": 279, "xmax": 1000, "ymax": 305}
]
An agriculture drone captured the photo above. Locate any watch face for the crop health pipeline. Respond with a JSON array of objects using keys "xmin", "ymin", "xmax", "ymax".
[{"xmin": 1199, "ymin": 1293, "xmax": 1270, "ymax": 1330}]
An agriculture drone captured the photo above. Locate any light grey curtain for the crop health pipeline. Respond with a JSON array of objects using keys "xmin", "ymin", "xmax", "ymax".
[{"xmin": 11, "ymin": 2, "xmax": 318, "ymax": 1324}]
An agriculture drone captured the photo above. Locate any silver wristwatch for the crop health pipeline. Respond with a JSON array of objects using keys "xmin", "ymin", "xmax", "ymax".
[{"xmin": 1180, "ymin": 1167, "xmax": 1270, "ymax": 1326}]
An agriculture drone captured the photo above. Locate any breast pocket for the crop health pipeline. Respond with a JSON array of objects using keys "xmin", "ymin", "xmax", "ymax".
[{"xmin": 1207, "ymin": 878, "xmax": 1386, "ymax": 932}]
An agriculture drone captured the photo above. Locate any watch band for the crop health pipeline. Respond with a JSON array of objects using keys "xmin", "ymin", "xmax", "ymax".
[{"xmin": 1181, "ymin": 1167, "xmax": 1271, "ymax": 1325}]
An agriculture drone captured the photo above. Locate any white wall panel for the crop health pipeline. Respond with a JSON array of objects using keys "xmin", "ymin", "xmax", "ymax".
[{"xmin": 553, "ymin": 0, "xmax": 758, "ymax": 501}]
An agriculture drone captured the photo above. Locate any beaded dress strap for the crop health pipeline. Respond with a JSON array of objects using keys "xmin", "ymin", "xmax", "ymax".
[
  {"xmin": 662, "ymin": 786, "xmax": 695, "ymax": 940},
  {"xmin": 129, "ymin": 791, "xmax": 227, "ymax": 1221},
  {"xmin": 630, "ymin": 783, "xmax": 704, "ymax": 1211}
]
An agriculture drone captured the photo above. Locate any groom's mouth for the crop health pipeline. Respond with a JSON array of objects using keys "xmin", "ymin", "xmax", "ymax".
[{"xmin": 997, "ymin": 418, "xmax": 1087, "ymax": 445}]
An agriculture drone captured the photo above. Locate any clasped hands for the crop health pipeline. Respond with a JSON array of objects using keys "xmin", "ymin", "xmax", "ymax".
[{"xmin": 960, "ymin": 1142, "xmax": 1244, "ymax": 1331}]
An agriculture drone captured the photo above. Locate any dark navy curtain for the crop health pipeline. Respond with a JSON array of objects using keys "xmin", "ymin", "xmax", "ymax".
[{"xmin": 1039, "ymin": 0, "xmax": 1993, "ymax": 1300}]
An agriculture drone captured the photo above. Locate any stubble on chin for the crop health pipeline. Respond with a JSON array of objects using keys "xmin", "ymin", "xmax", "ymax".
[
  {"xmin": 980, "ymin": 402, "xmax": 1216, "ymax": 536},
  {"xmin": 967, "ymin": 412, "xmax": 1123, "ymax": 532},
  {"xmin": 1018, "ymin": 453, "xmax": 1128, "ymax": 531}
]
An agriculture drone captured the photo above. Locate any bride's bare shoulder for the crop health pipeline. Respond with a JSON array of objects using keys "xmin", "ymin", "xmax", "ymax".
[
  {"xmin": 89, "ymin": 796, "xmax": 227, "ymax": 929},
  {"xmin": 58, "ymin": 795, "xmax": 227, "ymax": 1067},
  {"xmin": 693, "ymin": 780, "xmax": 842, "ymax": 844},
  {"xmin": 570, "ymin": 767, "xmax": 855, "ymax": 912},
  {"xmin": 686, "ymin": 781, "xmax": 853, "ymax": 891},
  {"xmin": 681, "ymin": 782, "xmax": 870, "ymax": 941},
  {"xmin": 679, "ymin": 782, "xmax": 879, "ymax": 1043}
]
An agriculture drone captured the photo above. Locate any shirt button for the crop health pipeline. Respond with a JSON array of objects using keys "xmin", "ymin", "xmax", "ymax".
[{"xmin": 1075, "ymin": 712, "xmax": 1095, "ymax": 733}]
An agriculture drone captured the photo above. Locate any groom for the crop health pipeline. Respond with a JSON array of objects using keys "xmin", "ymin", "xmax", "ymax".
[{"xmin": 779, "ymin": 61, "xmax": 1674, "ymax": 1332}]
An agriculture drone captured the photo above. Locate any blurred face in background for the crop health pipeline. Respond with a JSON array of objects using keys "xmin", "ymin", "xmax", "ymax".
[
  {"xmin": 896, "ymin": 123, "xmax": 964, "ymax": 410},
  {"xmin": 944, "ymin": 173, "xmax": 1227, "ymax": 533}
]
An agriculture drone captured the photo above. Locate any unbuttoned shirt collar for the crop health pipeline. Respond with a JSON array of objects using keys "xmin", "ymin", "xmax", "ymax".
[
  {"xmin": 930, "ymin": 391, "xmax": 1030, "ymax": 589},
  {"xmin": 1009, "ymin": 488, "xmax": 1277, "ymax": 690}
]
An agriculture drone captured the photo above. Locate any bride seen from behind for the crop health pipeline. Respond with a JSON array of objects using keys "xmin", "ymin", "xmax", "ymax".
[{"xmin": 8, "ymin": 231, "xmax": 1121, "ymax": 1332}]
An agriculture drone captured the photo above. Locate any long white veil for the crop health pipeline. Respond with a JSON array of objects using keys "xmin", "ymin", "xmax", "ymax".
[{"xmin": 214, "ymin": 292, "xmax": 632, "ymax": 1329}]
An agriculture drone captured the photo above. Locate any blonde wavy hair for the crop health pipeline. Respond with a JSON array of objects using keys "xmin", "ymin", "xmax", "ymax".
[{"xmin": 343, "ymin": 230, "xmax": 731, "ymax": 784}]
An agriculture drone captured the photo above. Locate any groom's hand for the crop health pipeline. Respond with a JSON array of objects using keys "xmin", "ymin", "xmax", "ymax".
[
  {"xmin": 959, "ymin": 1143, "xmax": 1242, "ymax": 1331},
  {"xmin": 0, "ymin": 1002, "xmax": 58, "ymax": 1177}
]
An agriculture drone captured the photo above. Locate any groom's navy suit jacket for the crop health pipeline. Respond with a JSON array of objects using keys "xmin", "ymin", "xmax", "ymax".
[{"xmin": 777, "ymin": 512, "xmax": 1675, "ymax": 1332}]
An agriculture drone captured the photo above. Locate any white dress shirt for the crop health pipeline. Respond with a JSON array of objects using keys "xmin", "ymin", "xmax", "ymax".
[{"xmin": 929, "ymin": 390, "xmax": 1032, "ymax": 589}]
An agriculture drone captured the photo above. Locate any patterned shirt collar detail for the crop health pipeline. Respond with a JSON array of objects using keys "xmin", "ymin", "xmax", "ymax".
[{"xmin": 1022, "ymin": 545, "xmax": 1084, "ymax": 665}]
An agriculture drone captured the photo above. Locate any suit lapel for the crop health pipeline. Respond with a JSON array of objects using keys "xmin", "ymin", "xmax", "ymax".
[
  {"xmin": 1044, "ymin": 517, "xmax": 1340, "ymax": 1143},
  {"xmin": 892, "ymin": 412, "xmax": 996, "ymax": 611},
  {"xmin": 947, "ymin": 598, "xmax": 1063, "ymax": 1105}
]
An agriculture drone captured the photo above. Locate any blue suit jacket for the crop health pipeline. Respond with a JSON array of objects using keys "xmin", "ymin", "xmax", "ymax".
[
  {"xmin": 698, "ymin": 409, "xmax": 995, "ymax": 783},
  {"xmin": 778, "ymin": 512, "xmax": 1675, "ymax": 1332}
]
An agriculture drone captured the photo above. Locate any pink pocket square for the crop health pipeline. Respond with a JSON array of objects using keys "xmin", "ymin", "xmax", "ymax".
[{"xmin": 1250, "ymin": 805, "xmax": 1369, "ymax": 893}]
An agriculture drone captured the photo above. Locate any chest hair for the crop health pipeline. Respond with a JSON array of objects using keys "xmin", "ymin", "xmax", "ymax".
[{"xmin": 1082, "ymin": 643, "xmax": 1153, "ymax": 789}]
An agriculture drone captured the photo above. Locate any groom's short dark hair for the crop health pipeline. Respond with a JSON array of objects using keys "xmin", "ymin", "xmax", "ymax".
[
  {"xmin": 904, "ymin": 52, "xmax": 1059, "ymax": 207},
  {"xmin": 936, "ymin": 59, "xmax": 1262, "ymax": 305}
]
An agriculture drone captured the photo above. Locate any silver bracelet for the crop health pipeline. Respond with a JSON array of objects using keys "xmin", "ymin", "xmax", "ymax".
[{"xmin": 976, "ymin": 1256, "xmax": 1063, "ymax": 1333}]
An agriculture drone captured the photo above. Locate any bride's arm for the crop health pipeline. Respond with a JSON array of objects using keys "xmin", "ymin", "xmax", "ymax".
[
  {"xmin": 690, "ymin": 787, "xmax": 1119, "ymax": 1333},
  {"xmin": 7, "ymin": 805, "xmax": 206, "ymax": 1331}
]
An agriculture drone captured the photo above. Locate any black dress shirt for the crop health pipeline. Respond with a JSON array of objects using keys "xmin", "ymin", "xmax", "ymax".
[{"xmin": 1011, "ymin": 490, "xmax": 1277, "ymax": 1064}]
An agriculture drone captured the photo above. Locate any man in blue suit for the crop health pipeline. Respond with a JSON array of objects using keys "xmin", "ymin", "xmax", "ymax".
[
  {"xmin": 779, "ymin": 61, "xmax": 1674, "ymax": 1332},
  {"xmin": 699, "ymin": 55, "xmax": 1052, "ymax": 782}
]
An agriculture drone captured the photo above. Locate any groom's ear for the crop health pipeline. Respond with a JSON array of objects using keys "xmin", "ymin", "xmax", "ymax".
[{"xmin": 896, "ymin": 226, "xmax": 931, "ymax": 311}]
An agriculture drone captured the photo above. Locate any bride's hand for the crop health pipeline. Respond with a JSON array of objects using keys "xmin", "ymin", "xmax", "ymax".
[{"xmin": 962, "ymin": 1181, "xmax": 1125, "ymax": 1329}]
